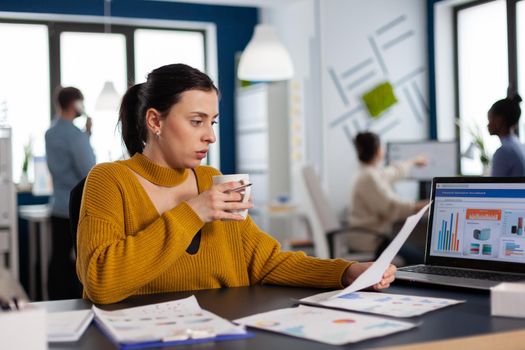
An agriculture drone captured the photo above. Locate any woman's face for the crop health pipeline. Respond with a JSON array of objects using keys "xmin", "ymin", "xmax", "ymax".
[
  {"xmin": 487, "ymin": 110, "xmax": 503, "ymax": 135},
  {"xmin": 158, "ymin": 89, "xmax": 218, "ymax": 169}
]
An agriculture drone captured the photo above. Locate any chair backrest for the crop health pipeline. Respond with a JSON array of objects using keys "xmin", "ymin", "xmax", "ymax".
[
  {"xmin": 69, "ymin": 177, "xmax": 86, "ymax": 257},
  {"xmin": 298, "ymin": 165, "xmax": 342, "ymax": 258},
  {"xmin": 302, "ymin": 166, "xmax": 341, "ymax": 233}
]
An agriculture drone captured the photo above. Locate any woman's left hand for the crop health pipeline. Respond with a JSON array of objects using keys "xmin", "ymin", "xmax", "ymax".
[{"xmin": 343, "ymin": 262, "xmax": 397, "ymax": 290}]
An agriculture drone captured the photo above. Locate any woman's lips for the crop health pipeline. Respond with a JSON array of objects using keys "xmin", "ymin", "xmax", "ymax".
[{"xmin": 196, "ymin": 150, "xmax": 208, "ymax": 159}]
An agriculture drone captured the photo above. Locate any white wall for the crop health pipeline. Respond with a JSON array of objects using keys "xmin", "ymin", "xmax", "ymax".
[
  {"xmin": 321, "ymin": 0, "xmax": 429, "ymax": 212},
  {"xmin": 262, "ymin": 0, "xmax": 429, "ymax": 214},
  {"xmin": 260, "ymin": 0, "xmax": 320, "ymax": 205}
]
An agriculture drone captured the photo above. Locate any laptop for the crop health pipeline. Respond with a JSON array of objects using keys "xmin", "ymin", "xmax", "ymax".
[{"xmin": 397, "ymin": 177, "xmax": 525, "ymax": 290}]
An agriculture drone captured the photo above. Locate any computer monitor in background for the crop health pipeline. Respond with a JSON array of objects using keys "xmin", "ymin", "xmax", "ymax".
[{"xmin": 386, "ymin": 141, "xmax": 458, "ymax": 180}]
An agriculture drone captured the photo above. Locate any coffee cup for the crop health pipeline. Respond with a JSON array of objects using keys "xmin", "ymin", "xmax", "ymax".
[{"xmin": 212, "ymin": 174, "xmax": 251, "ymax": 219}]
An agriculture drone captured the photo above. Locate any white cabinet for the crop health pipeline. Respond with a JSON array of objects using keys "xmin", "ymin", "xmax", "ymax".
[
  {"xmin": 235, "ymin": 82, "xmax": 290, "ymax": 233},
  {"xmin": 0, "ymin": 127, "xmax": 18, "ymax": 278}
]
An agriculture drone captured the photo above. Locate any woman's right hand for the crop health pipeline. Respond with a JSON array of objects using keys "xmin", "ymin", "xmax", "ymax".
[{"xmin": 187, "ymin": 182, "xmax": 253, "ymax": 222}]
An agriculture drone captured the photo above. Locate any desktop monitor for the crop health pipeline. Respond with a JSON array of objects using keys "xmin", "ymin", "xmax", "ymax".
[{"xmin": 386, "ymin": 141, "xmax": 458, "ymax": 181}]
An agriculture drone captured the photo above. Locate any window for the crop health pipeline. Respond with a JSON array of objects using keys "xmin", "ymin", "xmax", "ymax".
[
  {"xmin": 0, "ymin": 16, "xmax": 213, "ymax": 181},
  {"xmin": 456, "ymin": 0, "xmax": 508, "ymax": 175},
  {"xmin": 134, "ymin": 29, "xmax": 205, "ymax": 83},
  {"xmin": 0, "ymin": 23, "xmax": 50, "ymax": 183},
  {"xmin": 61, "ymin": 32, "xmax": 127, "ymax": 162}
]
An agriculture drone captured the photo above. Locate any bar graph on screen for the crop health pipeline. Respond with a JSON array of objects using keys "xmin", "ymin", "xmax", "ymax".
[
  {"xmin": 436, "ymin": 211, "xmax": 461, "ymax": 252},
  {"xmin": 503, "ymin": 241, "xmax": 525, "ymax": 257}
]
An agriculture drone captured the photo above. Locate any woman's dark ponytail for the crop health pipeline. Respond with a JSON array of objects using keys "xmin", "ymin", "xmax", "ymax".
[
  {"xmin": 119, "ymin": 83, "xmax": 146, "ymax": 156},
  {"xmin": 118, "ymin": 64, "xmax": 218, "ymax": 157}
]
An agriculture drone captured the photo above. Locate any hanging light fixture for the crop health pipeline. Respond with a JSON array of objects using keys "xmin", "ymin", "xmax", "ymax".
[
  {"xmin": 237, "ymin": 24, "xmax": 294, "ymax": 82},
  {"xmin": 95, "ymin": 0, "xmax": 120, "ymax": 111},
  {"xmin": 95, "ymin": 81, "xmax": 120, "ymax": 110}
]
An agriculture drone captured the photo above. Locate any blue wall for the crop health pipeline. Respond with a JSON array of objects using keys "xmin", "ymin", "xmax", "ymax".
[{"xmin": 0, "ymin": 0, "xmax": 258, "ymax": 173}]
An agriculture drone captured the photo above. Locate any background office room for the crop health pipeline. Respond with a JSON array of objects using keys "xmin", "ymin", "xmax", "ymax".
[{"xmin": 1, "ymin": 0, "xmax": 525, "ymax": 348}]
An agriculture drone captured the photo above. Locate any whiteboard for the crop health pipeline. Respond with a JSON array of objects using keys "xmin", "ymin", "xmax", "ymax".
[{"xmin": 386, "ymin": 141, "xmax": 458, "ymax": 180}]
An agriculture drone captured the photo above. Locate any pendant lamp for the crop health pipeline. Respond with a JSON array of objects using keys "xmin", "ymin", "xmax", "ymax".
[
  {"xmin": 95, "ymin": 0, "xmax": 120, "ymax": 111},
  {"xmin": 237, "ymin": 24, "xmax": 294, "ymax": 82}
]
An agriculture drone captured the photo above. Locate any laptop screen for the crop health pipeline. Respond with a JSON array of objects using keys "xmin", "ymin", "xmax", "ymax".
[{"xmin": 429, "ymin": 182, "xmax": 525, "ymax": 265}]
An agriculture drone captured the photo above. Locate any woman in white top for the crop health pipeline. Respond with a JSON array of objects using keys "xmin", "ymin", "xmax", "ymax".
[{"xmin": 349, "ymin": 132, "xmax": 428, "ymax": 264}]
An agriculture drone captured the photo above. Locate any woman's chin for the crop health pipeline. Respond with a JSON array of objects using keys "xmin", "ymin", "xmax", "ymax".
[{"xmin": 186, "ymin": 159, "xmax": 203, "ymax": 168}]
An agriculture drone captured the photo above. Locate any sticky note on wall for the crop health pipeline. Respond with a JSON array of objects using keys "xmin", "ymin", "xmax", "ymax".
[{"xmin": 362, "ymin": 81, "xmax": 397, "ymax": 118}]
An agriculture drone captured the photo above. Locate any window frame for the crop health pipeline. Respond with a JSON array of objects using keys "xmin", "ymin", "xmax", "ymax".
[
  {"xmin": 453, "ymin": 0, "xmax": 521, "ymax": 175},
  {"xmin": 0, "ymin": 12, "xmax": 219, "ymax": 168}
]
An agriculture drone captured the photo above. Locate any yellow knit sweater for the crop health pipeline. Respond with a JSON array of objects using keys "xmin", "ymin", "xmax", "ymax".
[{"xmin": 76, "ymin": 153, "xmax": 352, "ymax": 304}]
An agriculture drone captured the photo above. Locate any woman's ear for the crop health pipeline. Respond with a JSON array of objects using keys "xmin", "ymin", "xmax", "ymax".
[{"xmin": 145, "ymin": 108, "xmax": 162, "ymax": 134}]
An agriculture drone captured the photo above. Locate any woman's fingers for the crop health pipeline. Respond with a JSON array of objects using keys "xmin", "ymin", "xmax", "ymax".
[
  {"xmin": 383, "ymin": 264, "xmax": 397, "ymax": 278},
  {"xmin": 221, "ymin": 201, "xmax": 253, "ymax": 211},
  {"xmin": 375, "ymin": 265, "xmax": 397, "ymax": 289}
]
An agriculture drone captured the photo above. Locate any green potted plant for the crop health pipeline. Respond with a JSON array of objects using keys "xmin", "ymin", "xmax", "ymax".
[{"xmin": 457, "ymin": 119, "xmax": 491, "ymax": 175}]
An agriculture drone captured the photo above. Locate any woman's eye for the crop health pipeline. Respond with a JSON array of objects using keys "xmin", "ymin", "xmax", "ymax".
[
  {"xmin": 212, "ymin": 120, "xmax": 219, "ymax": 126},
  {"xmin": 191, "ymin": 120, "xmax": 203, "ymax": 126}
]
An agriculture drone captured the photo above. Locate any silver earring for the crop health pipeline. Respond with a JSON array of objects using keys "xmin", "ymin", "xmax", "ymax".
[{"xmin": 156, "ymin": 130, "xmax": 161, "ymax": 138}]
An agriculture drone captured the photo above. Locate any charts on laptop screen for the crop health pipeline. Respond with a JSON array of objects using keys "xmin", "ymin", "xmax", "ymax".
[{"xmin": 430, "ymin": 182, "xmax": 525, "ymax": 264}]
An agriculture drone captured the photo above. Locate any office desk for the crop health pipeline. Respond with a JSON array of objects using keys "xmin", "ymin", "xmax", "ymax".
[{"xmin": 39, "ymin": 283, "xmax": 525, "ymax": 349}]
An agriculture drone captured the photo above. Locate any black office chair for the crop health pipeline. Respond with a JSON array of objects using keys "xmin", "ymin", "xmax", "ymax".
[{"xmin": 69, "ymin": 177, "xmax": 86, "ymax": 257}]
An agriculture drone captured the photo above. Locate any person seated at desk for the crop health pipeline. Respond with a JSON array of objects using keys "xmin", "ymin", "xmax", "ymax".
[
  {"xmin": 76, "ymin": 64, "xmax": 396, "ymax": 304},
  {"xmin": 348, "ymin": 132, "xmax": 428, "ymax": 265},
  {"xmin": 487, "ymin": 94, "xmax": 525, "ymax": 176}
]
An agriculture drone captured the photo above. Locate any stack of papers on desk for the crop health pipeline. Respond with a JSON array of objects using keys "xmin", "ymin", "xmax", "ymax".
[
  {"xmin": 235, "ymin": 305, "xmax": 418, "ymax": 345},
  {"xmin": 300, "ymin": 290, "xmax": 464, "ymax": 318},
  {"xmin": 47, "ymin": 309, "xmax": 93, "ymax": 342},
  {"xmin": 93, "ymin": 296, "xmax": 251, "ymax": 349}
]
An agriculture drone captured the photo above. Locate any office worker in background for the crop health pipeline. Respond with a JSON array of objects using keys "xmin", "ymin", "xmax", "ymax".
[
  {"xmin": 45, "ymin": 87, "xmax": 96, "ymax": 300},
  {"xmin": 349, "ymin": 132, "xmax": 428, "ymax": 265},
  {"xmin": 76, "ymin": 63, "xmax": 396, "ymax": 305},
  {"xmin": 487, "ymin": 94, "xmax": 525, "ymax": 176}
]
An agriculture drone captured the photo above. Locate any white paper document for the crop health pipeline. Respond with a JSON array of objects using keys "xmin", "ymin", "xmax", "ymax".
[
  {"xmin": 93, "ymin": 295, "xmax": 246, "ymax": 345},
  {"xmin": 235, "ymin": 305, "xmax": 417, "ymax": 345},
  {"xmin": 300, "ymin": 290, "xmax": 464, "ymax": 318},
  {"xmin": 1, "ymin": 305, "xmax": 47, "ymax": 350},
  {"xmin": 333, "ymin": 202, "xmax": 431, "ymax": 298},
  {"xmin": 47, "ymin": 309, "xmax": 93, "ymax": 342}
]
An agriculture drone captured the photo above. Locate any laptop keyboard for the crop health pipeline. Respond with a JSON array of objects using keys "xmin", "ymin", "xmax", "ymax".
[{"xmin": 399, "ymin": 265, "xmax": 525, "ymax": 282}]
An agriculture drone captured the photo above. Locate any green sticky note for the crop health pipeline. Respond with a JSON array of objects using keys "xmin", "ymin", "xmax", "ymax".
[{"xmin": 362, "ymin": 82, "xmax": 398, "ymax": 118}]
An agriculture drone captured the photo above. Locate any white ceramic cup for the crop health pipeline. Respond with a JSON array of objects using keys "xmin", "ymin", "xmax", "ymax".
[{"xmin": 212, "ymin": 174, "xmax": 251, "ymax": 219}]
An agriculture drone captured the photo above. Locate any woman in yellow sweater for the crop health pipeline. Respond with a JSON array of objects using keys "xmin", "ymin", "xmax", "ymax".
[{"xmin": 77, "ymin": 64, "xmax": 396, "ymax": 304}]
